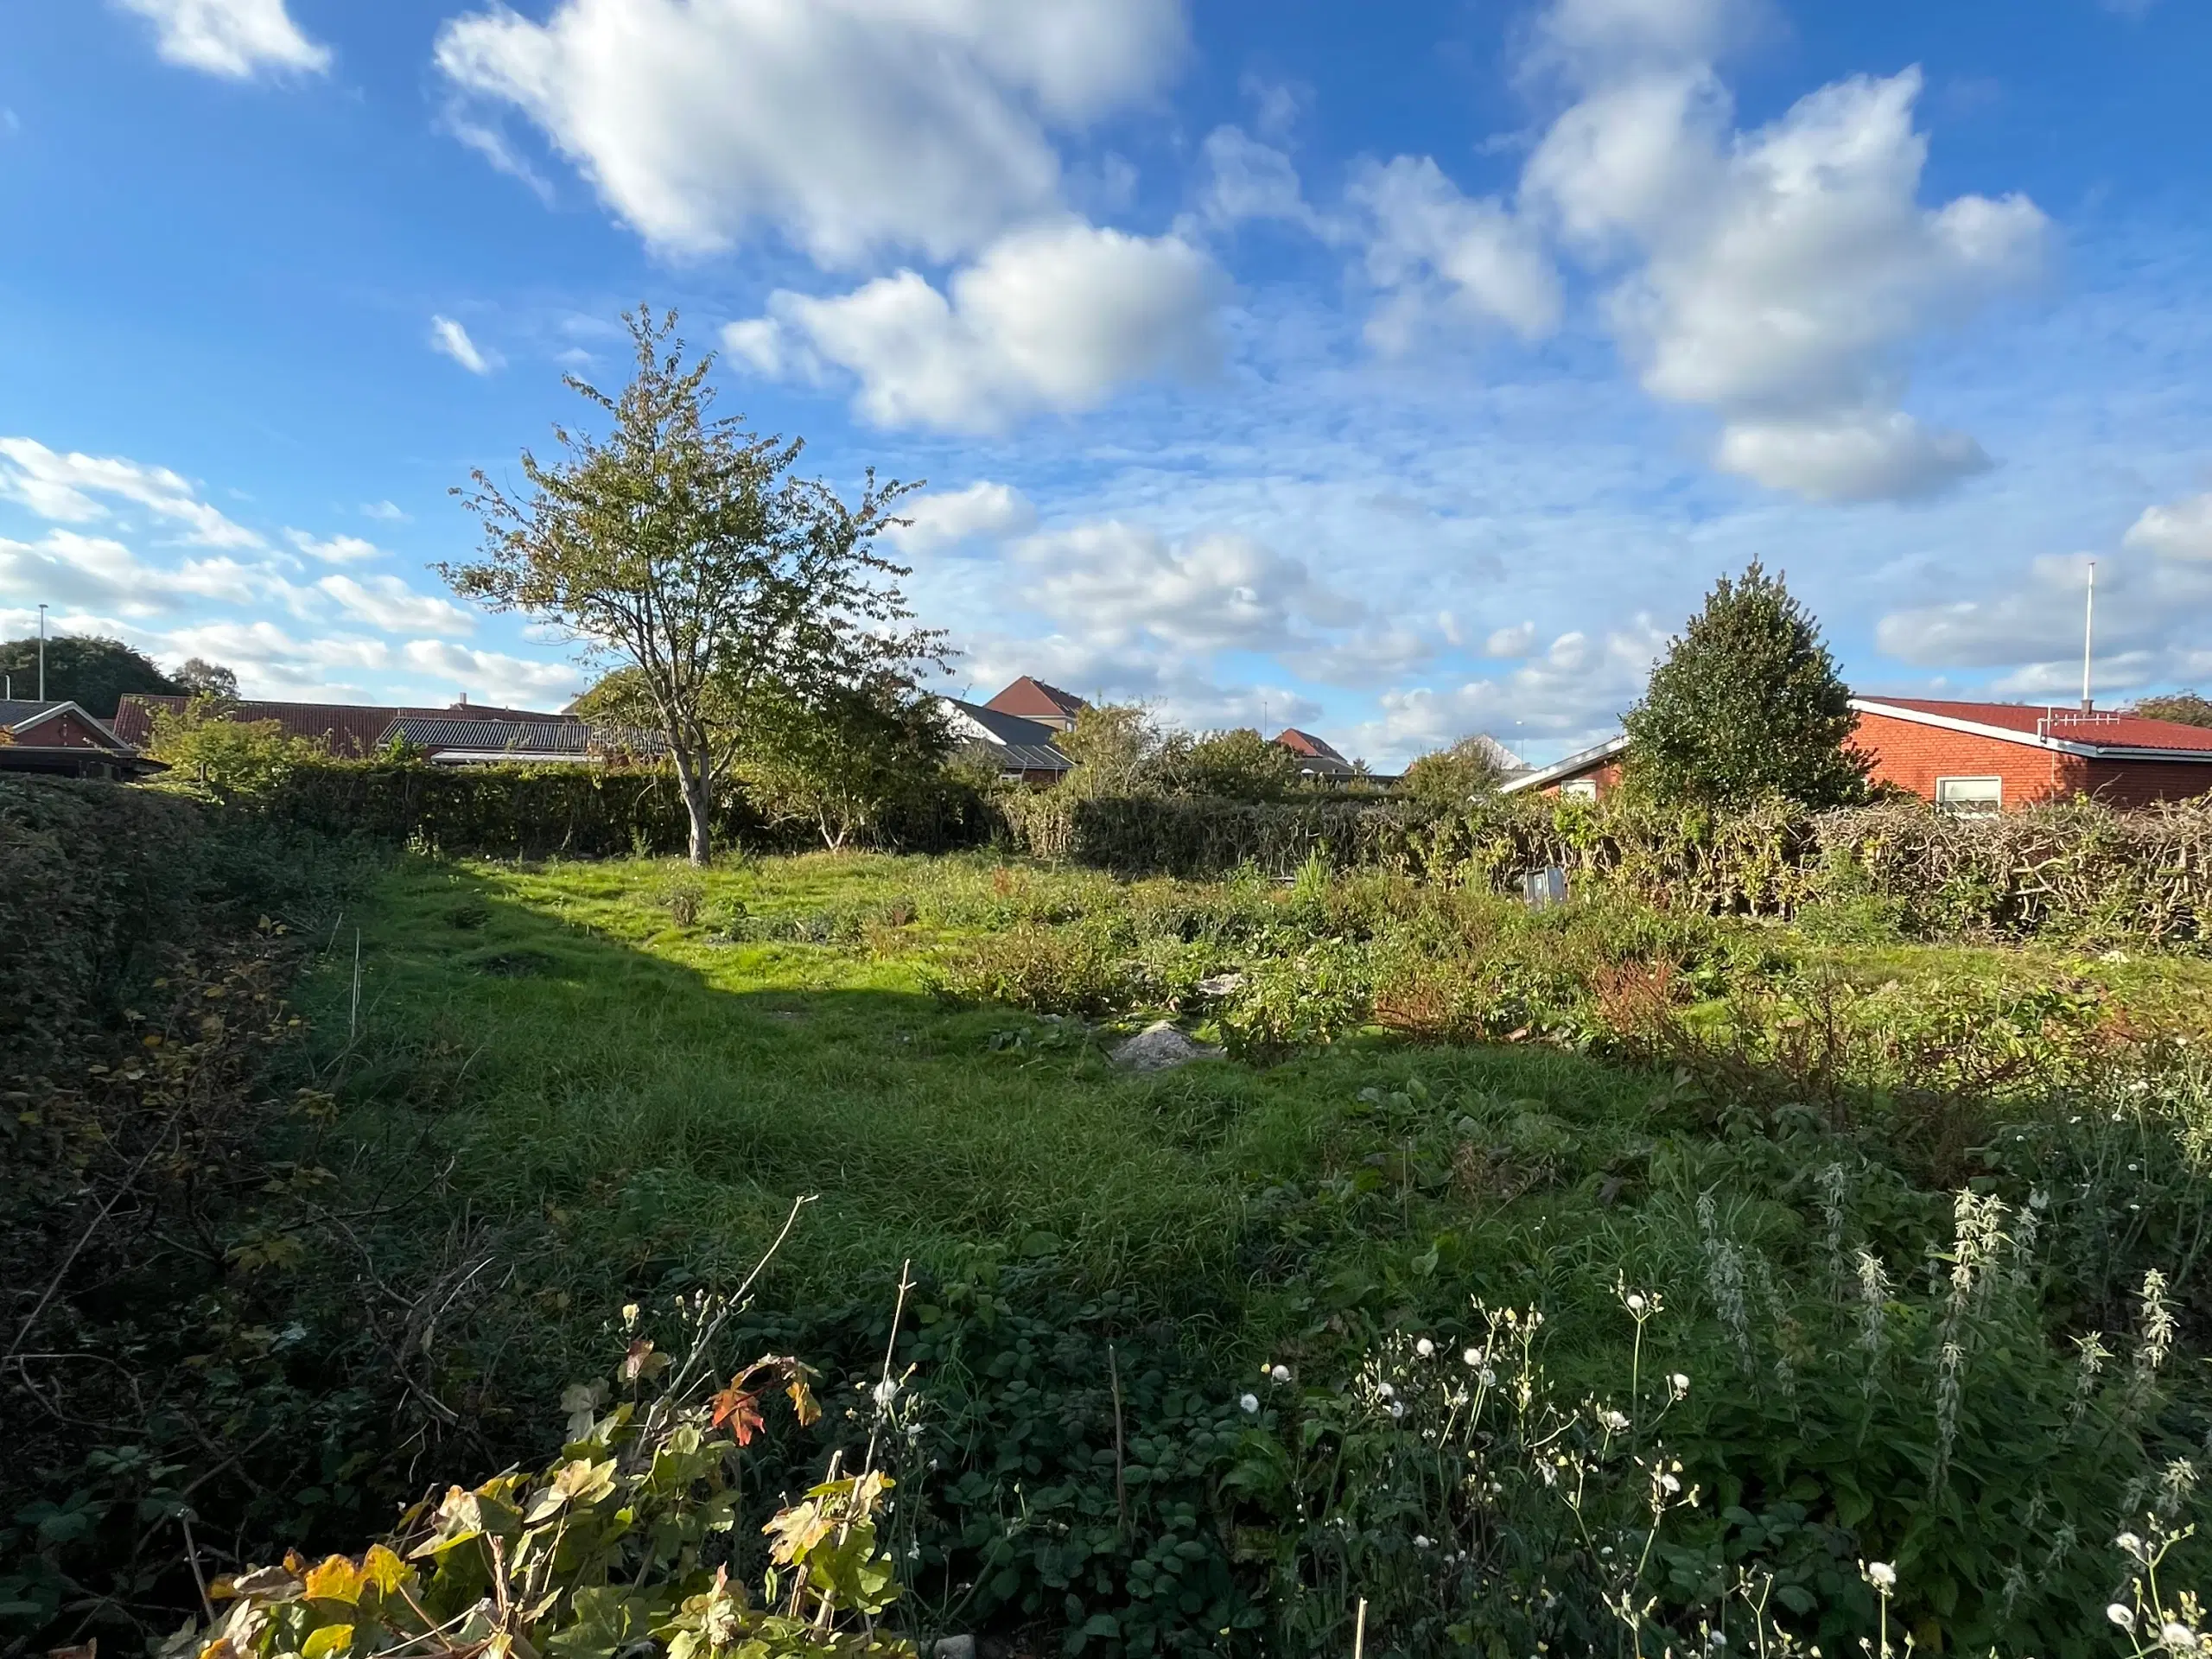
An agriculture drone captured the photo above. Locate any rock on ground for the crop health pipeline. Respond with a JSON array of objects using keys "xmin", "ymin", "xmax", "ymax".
[{"xmin": 1110, "ymin": 1020, "xmax": 1224, "ymax": 1072}]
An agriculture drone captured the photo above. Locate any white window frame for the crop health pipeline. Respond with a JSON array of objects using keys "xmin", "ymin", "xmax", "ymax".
[
  {"xmin": 1935, "ymin": 775, "xmax": 2003, "ymax": 814},
  {"xmin": 1556, "ymin": 778, "xmax": 1599, "ymax": 802}
]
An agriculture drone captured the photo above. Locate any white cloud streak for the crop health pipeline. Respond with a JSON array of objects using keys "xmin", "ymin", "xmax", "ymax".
[
  {"xmin": 117, "ymin": 0, "xmax": 330, "ymax": 79},
  {"xmin": 429, "ymin": 315, "xmax": 498, "ymax": 375},
  {"xmin": 0, "ymin": 436, "xmax": 264, "ymax": 546}
]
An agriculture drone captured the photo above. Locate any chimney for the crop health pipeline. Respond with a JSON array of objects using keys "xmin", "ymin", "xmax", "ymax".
[{"xmin": 459, "ymin": 690, "xmax": 468, "ymax": 708}]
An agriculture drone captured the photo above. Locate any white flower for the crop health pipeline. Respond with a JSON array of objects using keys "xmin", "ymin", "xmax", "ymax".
[
  {"xmin": 1415, "ymin": 1338, "xmax": 1435, "ymax": 1358},
  {"xmin": 1660, "ymin": 1472, "xmax": 1681, "ymax": 1495},
  {"xmin": 2162, "ymin": 1622, "xmax": 2197, "ymax": 1651},
  {"xmin": 1669, "ymin": 1373, "xmax": 1691, "ymax": 1397},
  {"xmin": 2110, "ymin": 1604, "xmax": 2137, "ymax": 1631},
  {"xmin": 1389, "ymin": 1401, "xmax": 1406, "ymax": 1420},
  {"xmin": 2120, "ymin": 1532, "xmax": 2146, "ymax": 1559},
  {"xmin": 1463, "ymin": 1348, "xmax": 1482, "ymax": 1368},
  {"xmin": 1239, "ymin": 1393, "xmax": 1260, "ymax": 1414},
  {"xmin": 1626, "ymin": 1293, "xmax": 1647, "ymax": 1313},
  {"xmin": 1866, "ymin": 1561, "xmax": 1897, "ymax": 1592},
  {"xmin": 1376, "ymin": 1382, "xmax": 1395, "ymax": 1399},
  {"xmin": 1479, "ymin": 1369, "xmax": 1497, "ymax": 1387},
  {"xmin": 872, "ymin": 1377, "xmax": 901, "ymax": 1408},
  {"xmin": 1414, "ymin": 1535, "xmax": 1432, "ymax": 1548},
  {"xmin": 1600, "ymin": 1409, "xmax": 1630, "ymax": 1433}
]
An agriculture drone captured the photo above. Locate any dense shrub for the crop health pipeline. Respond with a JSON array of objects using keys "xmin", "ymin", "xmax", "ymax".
[{"xmin": 1000, "ymin": 787, "xmax": 2212, "ymax": 949}]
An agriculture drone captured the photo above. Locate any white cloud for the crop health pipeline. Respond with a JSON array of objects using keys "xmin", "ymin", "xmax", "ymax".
[
  {"xmin": 729, "ymin": 219, "xmax": 1219, "ymax": 433},
  {"xmin": 885, "ymin": 482, "xmax": 1037, "ymax": 554},
  {"xmin": 288, "ymin": 529, "xmax": 383, "ymax": 564},
  {"xmin": 2124, "ymin": 493, "xmax": 2212, "ymax": 562},
  {"xmin": 0, "ymin": 529, "xmax": 274, "ymax": 615},
  {"xmin": 360, "ymin": 500, "xmax": 411, "ymax": 523},
  {"xmin": 1357, "ymin": 619, "xmax": 1667, "ymax": 759},
  {"xmin": 1008, "ymin": 520, "xmax": 1353, "ymax": 653},
  {"xmin": 399, "ymin": 640, "xmax": 584, "ymax": 706},
  {"xmin": 1485, "ymin": 620, "xmax": 1538, "ymax": 658},
  {"xmin": 0, "ymin": 436, "xmax": 263, "ymax": 546},
  {"xmin": 430, "ymin": 315, "xmax": 498, "ymax": 375},
  {"xmin": 1284, "ymin": 626, "xmax": 1433, "ymax": 687},
  {"xmin": 1197, "ymin": 125, "xmax": 1326, "ymax": 235},
  {"xmin": 1351, "ymin": 156, "xmax": 1560, "ymax": 348},
  {"xmin": 434, "ymin": 0, "xmax": 1184, "ymax": 264},
  {"xmin": 1517, "ymin": 40, "xmax": 2047, "ymax": 501},
  {"xmin": 316, "ymin": 575, "xmax": 475, "ymax": 637},
  {"xmin": 118, "ymin": 0, "xmax": 330, "ymax": 79},
  {"xmin": 1712, "ymin": 410, "xmax": 1990, "ymax": 503}
]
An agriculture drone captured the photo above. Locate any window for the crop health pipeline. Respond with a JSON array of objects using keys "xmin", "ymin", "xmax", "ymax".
[
  {"xmin": 1557, "ymin": 778, "xmax": 1599, "ymax": 802},
  {"xmin": 1936, "ymin": 776, "xmax": 2002, "ymax": 814}
]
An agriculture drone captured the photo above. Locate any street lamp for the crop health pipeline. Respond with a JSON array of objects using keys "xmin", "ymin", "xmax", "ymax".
[{"xmin": 37, "ymin": 603, "xmax": 48, "ymax": 702}]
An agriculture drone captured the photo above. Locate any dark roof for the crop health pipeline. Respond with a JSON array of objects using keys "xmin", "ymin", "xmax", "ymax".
[
  {"xmin": 940, "ymin": 697, "xmax": 1074, "ymax": 770},
  {"xmin": 985, "ymin": 677, "xmax": 1089, "ymax": 722},
  {"xmin": 385, "ymin": 715, "xmax": 596, "ymax": 755},
  {"xmin": 1853, "ymin": 697, "xmax": 2212, "ymax": 759},
  {"xmin": 111, "ymin": 695, "xmax": 575, "ymax": 757}
]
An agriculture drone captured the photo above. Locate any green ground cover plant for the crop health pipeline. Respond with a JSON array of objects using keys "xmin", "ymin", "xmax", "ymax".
[{"xmin": 15, "ymin": 830, "xmax": 2212, "ymax": 1657}]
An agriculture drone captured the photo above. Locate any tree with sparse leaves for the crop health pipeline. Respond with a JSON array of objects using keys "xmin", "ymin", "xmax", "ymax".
[
  {"xmin": 442, "ymin": 308, "xmax": 944, "ymax": 864},
  {"xmin": 1621, "ymin": 562, "xmax": 1868, "ymax": 807},
  {"xmin": 173, "ymin": 657, "xmax": 240, "ymax": 700},
  {"xmin": 2134, "ymin": 692, "xmax": 2212, "ymax": 730}
]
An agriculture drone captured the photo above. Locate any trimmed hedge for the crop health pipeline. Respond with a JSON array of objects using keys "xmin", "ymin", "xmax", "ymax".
[{"xmin": 999, "ymin": 787, "xmax": 2212, "ymax": 948}]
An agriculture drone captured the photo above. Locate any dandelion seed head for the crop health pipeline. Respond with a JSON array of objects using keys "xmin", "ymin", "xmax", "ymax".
[
  {"xmin": 1238, "ymin": 1393, "xmax": 1260, "ymax": 1414},
  {"xmin": 2163, "ymin": 1623, "xmax": 2198, "ymax": 1652},
  {"xmin": 1865, "ymin": 1561, "xmax": 1897, "ymax": 1592},
  {"xmin": 2109, "ymin": 1604, "xmax": 2137, "ymax": 1631},
  {"xmin": 1416, "ymin": 1338, "xmax": 1435, "ymax": 1358},
  {"xmin": 1270, "ymin": 1364, "xmax": 1292, "ymax": 1384}
]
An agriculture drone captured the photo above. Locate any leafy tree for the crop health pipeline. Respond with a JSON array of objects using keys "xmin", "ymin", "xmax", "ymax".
[
  {"xmin": 173, "ymin": 657, "xmax": 240, "ymax": 700},
  {"xmin": 442, "ymin": 308, "xmax": 943, "ymax": 864},
  {"xmin": 1400, "ymin": 734, "xmax": 1518, "ymax": 809},
  {"xmin": 736, "ymin": 682, "xmax": 950, "ymax": 849},
  {"xmin": 143, "ymin": 696, "xmax": 319, "ymax": 799},
  {"xmin": 0, "ymin": 634, "xmax": 179, "ymax": 715},
  {"xmin": 1052, "ymin": 703, "xmax": 1166, "ymax": 797},
  {"xmin": 2134, "ymin": 691, "xmax": 2212, "ymax": 729},
  {"xmin": 1621, "ymin": 562, "xmax": 1868, "ymax": 806},
  {"xmin": 1165, "ymin": 727, "xmax": 1301, "ymax": 801}
]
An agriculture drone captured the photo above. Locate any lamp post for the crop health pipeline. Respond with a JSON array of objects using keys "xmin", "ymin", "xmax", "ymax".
[{"xmin": 37, "ymin": 603, "xmax": 48, "ymax": 702}]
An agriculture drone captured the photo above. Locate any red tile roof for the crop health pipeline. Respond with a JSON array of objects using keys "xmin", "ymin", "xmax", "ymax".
[
  {"xmin": 1274, "ymin": 728, "xmax": 1348, "ymax": 762},
  {"xmin": 984, "ymin": 677, "xmax": 1088, "ymax": 721},
  {"xmin": 1855, "ymin": 698, "xmax": 2212, "ymax": 755}
]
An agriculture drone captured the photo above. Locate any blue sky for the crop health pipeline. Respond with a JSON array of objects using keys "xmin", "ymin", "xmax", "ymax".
[{"xmin": 4, "ymin": 0, "xmax": 2211, "ymax": 766}]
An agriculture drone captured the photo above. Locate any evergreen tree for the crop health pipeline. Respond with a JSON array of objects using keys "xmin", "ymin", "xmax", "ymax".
[{"xmin": 1621, "ymin": 563, "xmax": 1868, "ymax": 806}]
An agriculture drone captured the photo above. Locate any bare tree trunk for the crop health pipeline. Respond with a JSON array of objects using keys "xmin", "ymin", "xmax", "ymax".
[{"xmin": 679, "ymin": 754, "xmax": 714, "ymax": 867}]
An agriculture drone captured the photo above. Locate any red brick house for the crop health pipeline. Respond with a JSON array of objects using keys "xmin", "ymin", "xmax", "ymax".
[
  {"xmin": 983, "ymin": 677, "xmax": 1089, "ymax": 733},
  {"xmin": 112, "ymin": 695, "xmax": 601, "ymax": 764},
  {"xmin": 0, "ymin": 700, "xmax": 162, "ymax": 780},
  {"xmin": 1500, "ymin": 699, "xmax": 2212, "ymax": 810}
]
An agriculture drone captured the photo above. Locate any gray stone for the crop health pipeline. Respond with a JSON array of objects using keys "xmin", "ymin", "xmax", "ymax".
[
  {"xmin": 1196, "ymin": 972, "xmax": 1244, "ymax": 997},
  {"xmin": 1110, "ymin": 1020, "xmax": 1224, "ymax": 1072},
  {"xmin": 932, "ymin": 1639, "xmax": 976, "ymax": 1659}
]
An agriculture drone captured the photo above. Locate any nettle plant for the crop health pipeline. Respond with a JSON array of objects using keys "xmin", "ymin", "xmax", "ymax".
[{"xmin": 170, "ymin": 1247, "xmax": 915, "ymax": 1659}]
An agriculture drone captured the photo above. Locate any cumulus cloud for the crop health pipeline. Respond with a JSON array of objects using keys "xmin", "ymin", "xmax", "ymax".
[
  {"xmin": 118, "ymin": 0, "xmax": 330, "ymax": 79},
  {"xmin": 288, "ymin": 529, "xmax": 383, "ymax": 564},
  {"xmin": 316, "ymin": 575, "xmax": 475, "ymax": 637},
  {"xmin": 885, "ymin": 482, "xmax": 1037, "ymax": 554},
  {"xmin": 1351, "ymin": 156, "xmax": 1560, "ymax": 349},
  {"xmin": 1357, "ymin": 619, "xmax": 1668, "ymax": 760},
  {"xmin": 728, "ymin": 220, "xmax": 1219, "ymax": 433},
  {"xmin": 1516, "ymin": 23, "xmax": 2047, "ymax": 502},
  {"xmin": 1485, "ymin": 620, "xmax": 1539, "ymax": 658},
  {"xmin": 397, "ymin": 640, "xmax": 584, "ymax": 705},
  {"xmin": 430, "ymin": 315, "xmax": 498, "ymax": 375},
  {"xmin": 1007, "ymin": 520, "xmax": 1353, "ymax": 653},
  {"xmin": 0, "ymin": 529, "xmax": 276, "ymax": 616},
  {"xmin": 0, "ymin": 436, "xmax": 263, "ymax": 546},
  {"xmin": 434, "ymin": 0, "xmax": 1184, "ymax": 264},
  {"xmin": 2124, "ymin": 493, "xmax": 2212, "ymax": 562}
]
